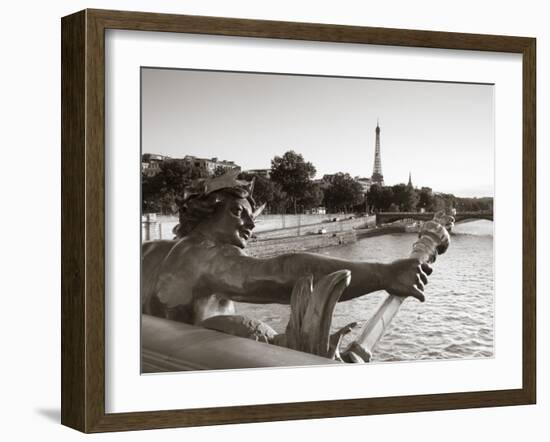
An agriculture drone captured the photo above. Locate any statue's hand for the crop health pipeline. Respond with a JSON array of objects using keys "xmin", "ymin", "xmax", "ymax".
[
  {"xmin": 432, "ymin": 210, "xmax": 455, "ymax": 254},
  {"xmin": 421, "ymin": 220, "xmax": 452, "ymax": 256},
  {"xmin": 385, "ymin": 258, "xmax": 432, "ymax": 302}
]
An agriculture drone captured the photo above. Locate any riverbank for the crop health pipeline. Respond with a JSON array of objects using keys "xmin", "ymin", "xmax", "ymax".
[
  {"xmin": 247, "ymin": 223, "xmax": 407, "ymax": 258},
  {"xmin": 142, "ymin": 213, "xmax": 408, "ymax": 248},
  {"xmin": 141, "ymin": 213, "xmax": 376, "ymax": 241},
  {"xmin": 247, "ymin": 231, "xmax": 356, "ymax": 258},
  {"xmin": 255, "ymin": 215, "xmax": 373, "ymax": 240}
]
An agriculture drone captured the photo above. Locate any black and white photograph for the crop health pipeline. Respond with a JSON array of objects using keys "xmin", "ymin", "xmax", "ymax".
[
  {"xmin": 140, "ymin": 67, "xmax": 494, "ymax": 372},
  {"xmin": 1, "ymin": 0, "xmax": 544, "ymax": 437}
]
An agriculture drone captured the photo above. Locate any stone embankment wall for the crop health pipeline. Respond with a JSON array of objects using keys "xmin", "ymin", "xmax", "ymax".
[
  {"xmin": 247, "ymin": 231, "xmax": 356, "ymax": 258},
  {"xmin": 254, "ymin": 214, "xmax": 331, "ymax": 232},
  {"xmin": 141, "ymin": 214, "xmax": 376, "ymax": 241},
  {"xmin": 255, "ymin": 216, "xmax": 374, "ymax": 240}
]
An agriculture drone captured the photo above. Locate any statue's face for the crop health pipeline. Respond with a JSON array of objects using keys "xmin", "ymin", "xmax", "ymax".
[{"xmin": 209, "ymin": 197, "xmax": 255, "ymax": 248}]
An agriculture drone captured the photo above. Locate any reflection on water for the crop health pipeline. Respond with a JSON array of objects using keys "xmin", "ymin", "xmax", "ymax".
[{"xmin": 237, "ymin": 220, "xmax": 494, "ymax": 362}]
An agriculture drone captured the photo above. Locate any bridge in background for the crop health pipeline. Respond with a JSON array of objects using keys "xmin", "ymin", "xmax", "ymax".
[{"xmin": 375, "ymin": 211, "xmax": 493, "ymax": 226}]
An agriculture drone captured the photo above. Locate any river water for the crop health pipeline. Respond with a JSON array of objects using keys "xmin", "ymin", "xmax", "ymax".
[{"xmin": 237, "ymin": 220, "xmax": 494, "ymax": 362}]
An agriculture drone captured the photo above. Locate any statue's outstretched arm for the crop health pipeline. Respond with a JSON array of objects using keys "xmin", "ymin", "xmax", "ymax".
[{"xmin": 203, "ymin": 247, "xmax": 429, "ymax": 304}]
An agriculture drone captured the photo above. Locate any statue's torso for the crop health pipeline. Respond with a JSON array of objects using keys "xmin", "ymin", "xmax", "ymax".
[{"xmin": 141, "ymin": 238, "xmax": 236, "ymax": 324}]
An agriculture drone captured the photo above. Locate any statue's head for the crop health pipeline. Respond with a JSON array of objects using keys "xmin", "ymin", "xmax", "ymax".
[{"xmin": 174, "ymin": 170, "xmax": 265, "ymax": 248}]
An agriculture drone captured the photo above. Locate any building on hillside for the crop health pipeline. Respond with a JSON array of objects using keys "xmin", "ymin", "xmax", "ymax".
[
  {"xmin": 356, "ymin": 177, "xmax": 373, "ymax": 193},
  {"xmin": 244, "ymin": 168, "xmax": 271, "ymax": 178},
  {"xmin": 182, "ymin": 155, "xmax": 241, "ymax": 174},
  {"xmin": 142, "ymin": 153, "xmax": 241, "ymax": 176},
  {"xmin": 142, "ymin": 153, "xmax": 169, "ymax": 176}
]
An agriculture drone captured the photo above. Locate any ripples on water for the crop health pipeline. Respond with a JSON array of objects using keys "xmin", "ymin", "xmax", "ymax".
[{"xmin": 237, "ymin": 220, "xmax": 494, "ymax": 363}]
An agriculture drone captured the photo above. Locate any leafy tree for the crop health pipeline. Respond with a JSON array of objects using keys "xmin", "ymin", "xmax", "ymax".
[
  {"xmin": 323, "ymin": 173, "xmax": 363, "ymax": 213},
  {"xmin": 141, "ymin": 159, "xmax": 206, "ymax": 214},
  {"xmin": 391, "ymin": 184, "xmax": 407, "ymax": 204},
  {"xmin": 270, "ymin": 150, "xmax": 317, "ymax": 214},
  {"xmin": 432, "ymin": 193, "xmax": 456, "ymax": 212},
  {"xmin": 379, "ymin": 187, "xmax": 395, "ymax": 211},
  {"xmin": 142, "ymin": 173, "xmax": 165, "ymax": 213},
  {"xmin": 388, "ymin": 203, "xmax": 400, "ymax": 212},
  {"xmin": 366, "ymin": 183, "xmax": 381, "ymax": 212},
  {"xmin": 299, "ymin": 182, "xmax": 324, "ymax": 212},
  {"xmin": 455, "ymin": 196, "xmax": 493, "ymax": 211},
  {"xmin": 239, "ymin": 171, "xmax": 288, "ymax": 214},
  {"xmin": 417, "ymin": 187, "xmax": 434, "ymax": 212},
  {"xmin": 390, "ymin": 184, "xmax": 419, "ymax": 212},
  {"xmin": 367, "ymin": 184, "xmax": 395, "ymax": 212}
]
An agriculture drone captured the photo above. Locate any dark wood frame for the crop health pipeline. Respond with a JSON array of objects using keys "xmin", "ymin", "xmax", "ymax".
[{"xmin": 61, "ymin": 9, "xmax": 536, "ymax": 433}]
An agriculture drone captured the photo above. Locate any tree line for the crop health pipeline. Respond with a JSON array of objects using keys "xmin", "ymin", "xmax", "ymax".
[
  {"xmin": 367, "ymin": 184, "xmax": 492, "ymax": 213},
  {"xmin": 142, "ymin": 150, "xmax": 492, "ymax": 215}
]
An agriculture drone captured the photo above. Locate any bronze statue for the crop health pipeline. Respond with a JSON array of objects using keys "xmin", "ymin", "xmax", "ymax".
[{"xmin": 142, "ymin": 170, "xmax": 437, "ymax": 351}]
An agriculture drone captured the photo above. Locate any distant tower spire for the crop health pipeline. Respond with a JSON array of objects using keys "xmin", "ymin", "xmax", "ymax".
[
  {"xmin": 408, "ymin": 171, "xmax": 413, "ymax": 187},
  {"xmin": 371, "ymin": 120, "xmax": 384, "ymax": 186}
]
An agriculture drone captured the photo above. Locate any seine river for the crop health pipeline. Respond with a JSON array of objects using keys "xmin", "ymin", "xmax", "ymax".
[{"xmin": 237, "ymin": 220, "xmax": 494, "ymax": 362}]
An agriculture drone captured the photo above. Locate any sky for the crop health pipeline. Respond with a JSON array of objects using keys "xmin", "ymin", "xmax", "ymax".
[{"xmin": 141, "ymin": 68, "xmax": 494, "ymax": 198}]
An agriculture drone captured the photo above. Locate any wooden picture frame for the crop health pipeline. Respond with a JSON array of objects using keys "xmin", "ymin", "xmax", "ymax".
[{"xmin": 61, "ymin": 9, "xmax": 536, "ymax": 433}]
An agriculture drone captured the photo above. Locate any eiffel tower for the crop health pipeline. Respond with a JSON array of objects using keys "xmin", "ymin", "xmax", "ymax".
[{"xmin": 371, "ymin": 120, "xmax": 384, "ymax": 186}]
